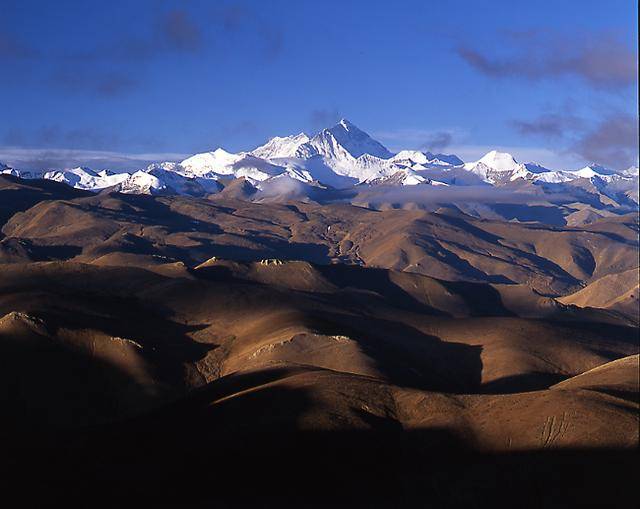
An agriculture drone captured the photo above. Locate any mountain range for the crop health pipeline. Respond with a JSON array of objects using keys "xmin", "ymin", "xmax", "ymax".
[{"xmin": 2, "ymin": 119, "xmax": 638, "ymax": 208}]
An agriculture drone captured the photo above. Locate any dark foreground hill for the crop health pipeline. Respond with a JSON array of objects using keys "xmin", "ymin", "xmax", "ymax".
[{"xmin": 0, "ymin": 261, "xmax": 638, "ymax": 507}]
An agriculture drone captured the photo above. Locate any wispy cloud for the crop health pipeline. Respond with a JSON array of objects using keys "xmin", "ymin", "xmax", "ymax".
[
  {"xmin": 309, "ymin": 109, "xmax": 342, "ymax": 132},
  {"xmin": 513, "ymin": 110, "xmax": 639, "ymax": 169},
  {"xmin": 39, "ymin": 5, "xmax": 283, "ymax": 97},
  {"xmin": 512, "ymin": 112, "xmax": 585, "ymax": 139},
  {"xmin": 0, "ymin": 147, "xmax": 189, "ymax": 172},
  {"xmin": 0, "ymin": 32, "xmax": 39, "ymax": 60},
  {"xmin": 357, "ymin": 184, "xmax": 574, "ymax": 209},
  {"xmin": 421, "ymin": 131, "xmax": 453, "ymax": 152},
  {"xmin": 161, "ymin": 9, "xmax": 203, "ymax": 52},
  {"xmin": 572, "ymin": 113, "xmax": 638, "ymax": 169},
  {"xmin": 51, "ymin": 69, "xmax": 138, "ymax": 97},
  {"xmin": 214, "ymin": 3, "xmax": 285, "ymax": 59},
  {"xmin": 457, "ymin": 31, "xmax": 637, "ymax": 90},
  {"xmin": 10, "ymin": 8, "xmax": 206, "ymax": 98},
  {"xmin": 374, "ymin": 128, "xmax": 463, "ymax": 153},
  {"xmin": 70, "ymin": 9, "xmax": 204, "ymax": 62}
]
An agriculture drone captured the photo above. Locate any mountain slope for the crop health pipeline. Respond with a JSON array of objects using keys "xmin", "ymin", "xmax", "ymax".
[
  {"xmin": 1, "ymin": 185, "xmax": 637, "ymax": 296},
  {"xmin": 558, "ymin": 268, "xmax": 639, "ymax": 322}
]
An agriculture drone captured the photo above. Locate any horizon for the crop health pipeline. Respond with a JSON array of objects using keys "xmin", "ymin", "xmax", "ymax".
[
  {"xmin": 1, "ymin": 116, "xmax": 637, "ymax": 173},
  {"xmin": 1, "ymin": 0, "xmax": 637, "ymax": 172}
]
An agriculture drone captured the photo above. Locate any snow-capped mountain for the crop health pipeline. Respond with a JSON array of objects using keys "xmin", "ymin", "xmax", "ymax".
[
  {"xmin": 392, "ymin": 151, "xmax": 463, "ymax": 168},
  {"xmin": 251, "ymin": 133, "xmax": 310, "ymax": 159},
  {"xmin": 462, "ymin": 151, "xmax": 552, "ymax": 185},
  {"xmin": 1, "ymin": 163, "xmax": 42, "ymax": 180},
  {"xmin": 178, "ymin": 148, "xmax": 288, "ymax": 181},
  {"xmin": 300, "ymin": 119, "xmax": 392, "ymax": 160},
  {"xmin": 621, "ymin": 166, "xmax": 639, "ymax": 178},
  {"xmin": 2, "ymin": 119, "xmax": 637, "ymax": 206},
  {"xmin": 42, "ymin": 167, "xmax": 129, "ymax": 190}
]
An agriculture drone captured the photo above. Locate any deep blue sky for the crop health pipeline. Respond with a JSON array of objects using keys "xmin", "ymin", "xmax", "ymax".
[{"xmin": 1, "ymin": 0, "xmax": 637, "ymax": 170}]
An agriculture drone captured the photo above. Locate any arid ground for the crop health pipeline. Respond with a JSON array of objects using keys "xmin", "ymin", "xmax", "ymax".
[{"xmin": 1, "ymin": 175, "xmax": 638, "ymax": 507}]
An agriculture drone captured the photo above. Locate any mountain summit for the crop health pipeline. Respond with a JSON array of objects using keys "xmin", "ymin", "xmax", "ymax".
[{"xmin": 308, "ymin": 119, "xmax": 393, "ymax": 159}]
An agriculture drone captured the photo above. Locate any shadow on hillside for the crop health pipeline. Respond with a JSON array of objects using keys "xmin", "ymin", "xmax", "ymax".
[
  {"xmin": 439, "ymin": 280, "xmax": 516, "ymax": 317},
  {"xmin": 0, "ymin": 318, "xmax": 163, "ymax": 432},
  {"xmin": 491, "ymin": 204, "xmax": 568, "ymax": 226},
  {"xmin": 309, "ymin": 310, "xmax": 484, "ymax": 392},
  {"xmin": 315, "ymin": 263, "xmax": 451, "ymax": 315},
  {"xmin": 0, "ymin": 237, "xmax": 83, "ymax": 262},
  {"xmin": 1, "ymin": 369, "xmax": 636, "ymax": 508},
  {"xmin": 0, "ymin": 283, "xmax": 214, "ymax": 419},
  {"xmin": 199, "ymin": 240, "xmax": 331, "ymax": 264},
  {"xmin": 84, "ymin": 192, "xmax": 226, "ymax": 235},
  {"xmin": 479, "ymin": 372, "xmax": 569, "ymax": 394},
  {"xmin": 0, "ymin": 176, "xmax": 91, "ymax": 231},
  {"xmin": 192, "ymin": 262, "xmax": 485, "ymax": 392}
]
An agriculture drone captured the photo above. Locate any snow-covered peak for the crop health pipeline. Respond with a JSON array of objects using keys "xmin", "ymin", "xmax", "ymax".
[
  {"xmin": 476, "ymin": 151, "xmax": 519, "ymax": 172},
  {"xmin": 251, "ymin": 133, "xmax": 310, "ymax": 159},
  {"xmin": 179, "ymin": 148, "xmax": 286, "ymax": 182},
  {"xmin": 427, "ymin": 153, "xmax": 464, "ymax": 166},
  {"xmin": 1, "ymin": 162, "xmax": 18, "ymax": 176},
  {"xmin": 570, "ymin": 164, "xmax": 617, "ymax": 178},
  {"xmin": 337, "ymin": 118, "xmax": 356, "ymax": 131},
  {"xmin": 462, "ymin": 151, "xmax": 554, "ymax": 185},
  {"xmin": 391, "ymin": 150, "xmax": 463, "ymax": 168},
  {"xmin": 621, "ymin": 166, "xmax": 639, "ymax": 177},
  {"xmin": 146, "ymin": 161, "xmax": 179, "ymax": 173},
  {"xmin": 119, "ymin": 170, "xmax": 166, "ymax": 195},
  {"xmin": 180, "ymin": 149, "xmax": 242, "ymax": 177},
  {"xmin": 1, "ymin": 167, "xmax": 19, "ymax": 177},
  {"xmin": 42, "ymin": 166, "xmax": 129, "ymax": 190},
  {"xmin": 65, "ymin": 166, "xmax": 99, "ymax": 177},
  {"xmin": 393, "ymin": 150, "xmax": 431, "ymax": 165},
  {"xmin": 1, "ymin": 166, "xmax": 43, "ymax": 179},
  {"xmin": 315, "ymin": 119, "xmax": 392, "ymax": 159}
]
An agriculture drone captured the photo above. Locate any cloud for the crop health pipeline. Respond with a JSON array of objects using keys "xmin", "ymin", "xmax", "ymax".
[
  {"xmin": 572, "ymin": 113, "xmax": 639, "ymax": 169},
  {"xmin": 4, "ymin": 125, "xmax": 121, "ymax": 150},
  {"xmin": 513, "ymin": 110, "xmax": 638, "ymax": 169},
  {"xmin": 356, "ymin": 184, "xmax": 573, "ymax": 210},
  {"xmin": 41, "ymin": 9, "xmax": 203, "ymax": 97},
  {"xmin": 457, "ymin": 31, "xmax": 637, "ymax": 90},
  {"xmin": 0, "ymin": 32, "xmax": 39, "ymax": 60},
  {"xmin": 421, "ymin": 131, "xmax": 453, "ymax": 151},
  {"xmin": 512, "ymin": 112, "xmax": 584, "ymax": 139},
  {"xmin": 67, "ymin": 9, "xmax": 203, "ymax": 62},
  {"xmin": 375, "ymin": 128, "xmax": 464, "ymax": 153},
  {"xmin": 255, "ymin": 176, "xmax": 309, "ymax": 200},
  {"xmin": 51, "ymin": 69, "xmax": 138, "ymax": 97},
  {"xmin": 215, "ymin": 4, "xmax": 284, "ymax": 59},
  {"xmin": 260, "ymin": 26, "xmax": 284, "ymax": 58},
  {"xmin": 309, "ymin": 109, "xmax": 342, "ymax": 131},
  {"xmin": 160, "ymin": 9, "xmax": 203, "ymax": 52},
  {"xmin": 0, "ymin": 147, "xmax": 189, "ymax": 172},
  {"xmin": 219, "ymin": 5, "xmax": 250, "ymax": 31}
]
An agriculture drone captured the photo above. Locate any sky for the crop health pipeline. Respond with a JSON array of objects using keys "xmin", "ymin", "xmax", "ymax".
[{"xmin": 0, "ymin": 0, "xmax": 637, "ymax": 171}]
